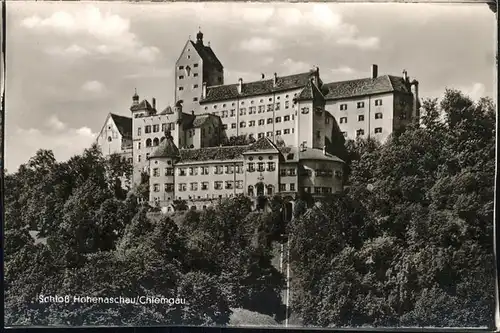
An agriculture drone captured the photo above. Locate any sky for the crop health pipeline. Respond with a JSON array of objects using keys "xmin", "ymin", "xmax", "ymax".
[{"xmin": 4, "ymin": 1, "xmax": 496, "ymax": 173}]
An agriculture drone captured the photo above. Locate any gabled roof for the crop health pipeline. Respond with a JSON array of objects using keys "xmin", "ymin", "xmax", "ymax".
[
  {"xmin": 150, "ymin": 135, "xmax": 180, "ymax": 159},
  {"xmin": 109, "ymin": 113, "xmax": 132, "ymax": 139},
  {"xmin": 191, "ymin": 41, "xmax": 223, "ymax": 72},
  {"xmin": 244, "ymin": 137, "xmax": 280, "ymax": 153},
  {"xmin": 295, "ymin": 79, "xmax": 326, "ymax": 104},
  {"xmin": 323, "ymin": 75, "xmax": 411, "ymax": 100},
  {"xmin": 201, "ymin": 71, "xmax": 317, "ymax": 103},
  {"xmin": 130, "ymin": 99, "xmax": 154, "ymax": 112}
]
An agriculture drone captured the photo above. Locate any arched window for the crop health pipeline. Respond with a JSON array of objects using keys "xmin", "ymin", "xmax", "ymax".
[
  {"xmin": 248, "ymin": 185, "xmax": 254, "ymax": 197},
  {"xmin": 153, "ymin": 138, "xmax": 159, "ymax": 146},
  {"xmin": 146, "ymin": 138, "xmax": 152, "ymax": 147},
  {"xmin": 107, "ymin": 136, "xmax": 112, "ymax": 142}
]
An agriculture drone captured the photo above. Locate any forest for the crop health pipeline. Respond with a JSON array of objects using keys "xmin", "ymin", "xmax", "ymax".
[{"xmin": 3, "ymin": 89, "xmax": 496, "ymax": 328}]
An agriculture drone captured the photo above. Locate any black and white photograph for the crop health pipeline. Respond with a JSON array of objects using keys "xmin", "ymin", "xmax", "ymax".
[{"xmin": 2, "ymin": 1, "xmax": 498, "ymax": 328}]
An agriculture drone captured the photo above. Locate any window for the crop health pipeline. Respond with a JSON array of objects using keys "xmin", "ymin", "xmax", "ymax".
[
  {"xmin": 284, "ymin": 129, "xmax": 290, "ymax": 134},
  {"xmin": 153, "ymin": 124, "xmax": 159, "ymax": 132},
  {"xmin": 290, "ymin": 183, "xmax": 295, "ymax": 191},
  {"xmin": 153, "ymin": 184, "xmax": 160, "ymax": 192},
  {"xmin": 179, "ymin": 87, "xmax": 184, "ymax": 91},
  {"xmin": 145, "ymin": 125, "xmax": 151, "ymax": 134},
  {"xmin": 153, "ymin": 168, "xmax": 159, "ymax": 177},
  {"xmin": 146, "ymin": 138, "xmax": 152, "ymax": 147},
  {"xmin": 225, "ymin": 165, "xmax": 233, "ymax": 174},
  {"xmin": 189, "ymin": 167, "xmax": 197, "ymax": 176},
  {"xmin": 107, "ymin": 136, "xmax": 112, "ymax": 142},
  {"xmin": 358, "ymin": 115, "xmax": 365, "ymax": 121},
  {"xmin": 267, "ymin": 185, "xmax": 274, "ymax": 196},
  {"xmin": 138, "ymin": 142, "xmax": 141, "ymax": 149},
  {"xmin": 375, "ymin": 99, "xmax": 383, "ymax": 106},
  {"xmin": 193, "ymin": 84, "xmax": 199, "ymax": 88},
  {"xmin": 249, "ymin": 106, "xmax": 256, "ymax": 114},
  {"xmin": 267, "ymin": 118, "xmax": 273, "ymax": 124},
  {"xmin": 316, "ymin": 130, "xmax": 321, "ymax": 138},
  {"xmin": 189, "ymin": 182, "xmax": 198, "ymax": 191},
  {"xmin": 231, "ymin": 123, "xmax": 237, "ymax": 129},
  {"xmin": 221, "ymin": 110, "xmax": 228, "ymax": 118},
  {"xmin": 214, "ymin": 181, "xmax": 223, "ymax": 190},
  {"xmin": 257, "ymin": 162, "xmax": 265, "ymax": 172},
  {"xmin": 194, "ymin": 63, "xmax": 199, "ymax": 68},
  {"xmin": 214, "ymin": 166, "xmax": 223, "ymax": 175},
  {"xmin": 356, "ymin": 129, "xmax": 365, "ymax": 136},
  {"xmin": 201, "ymin": 166, "xmax": 209, "ymax": 175},
  {"xmin": 375, "ymin": 127, "xmax": 383, "ymax": 133},
  {"xmin": 248, "ymin": 185, "xmax": 254, "ymax": 196},
  {"xmin": 267, "ymin": 104, "xmax": 273, "ymax": 112},
  {"xmin": 193, "ymin": 97, "xmax": 198, "ymax": 102},
  {"xmin": 258, "ymin": 119, "xmax": 265, "ymax": 125},
  {"xmin": 137, "ymin": 155, "xmax": 141, "ymax": 162},
  {"xmin": 179, "ymin": 75, "xmax": 184, "ymax": 79},
  {"xmin": 280, "ymin": 169, "xmax": 287, "ymax": 176},
  {"xmin": 284, "ymin": 115, "xmax": 290, "ymax": 121},
  {"xmin": 236, "ymin": 180, "xmax": 243, "ymax": 189},
  {"xmin": 258, "ymin": 105, "xmax": 265, "ymax": 113},
  {"xmin": 137, "ymin": 127, "xmax": 142, "ymax": 136},
  {"xmin": 285, "ymin": 101, "xmax": 290, "ymax": 109},
  {"xmin": 193, "ymin": 73, "xmax": 198, "ymax": 77},
  {"xmin": 165, "ymin": 183, "xmax": 174, "ymax": 192},
  {"xmin": 178, "ymin": 168, "xmax": 186, "ymax": 176},
  {"xmin": 247, "ymin": 163, "xmax": 255, "ymax": 172},
  {"xmin": 230, "ymin": 109, "xmax": 236, "ymax": 117},
  {"xmin": 375, "ymin": 112, "xmax": 383, "ymax": 119},
  {"xmin": 223, "ymin": 124, "xmax": 228, "ymax": 130},
  {"xmin": 178, "ymin": 183, "xmax": 187, "ymax": 192},
  {"xmin": 301, "ymin": 107, "xmax": 309, "ymax": 114},
  {"xmin": 340, "ymin": 117, "xmax": 347, "ymax": 124},
  {"xmin": 225, "ymin": 181, "xmax": 234, "ymax": 189},
  {"xmin": 201, "ymin": 182, "xmax": 209, "ymax": 190},
  {"xmin": 165, "ymin": 168, "xmax": 174, "ymax": 176},
  {"xmin": 357, "ymin": 101, "xmax": 365, "ymax": 108},
  {"xmin": 240, "ymin": 121, "xmax": 246, "ymax": 128},
  {"xmin": 275, "ymin": 103, "xmax": 280, "ymax": 110},
  {"xmin": 314, "ymin": 187, "xmax": 321, "ymax": 194},
  {"xmin": 267, "ymin": 162, "xmax": 276, "ymax": 171},
  {"xmin": 240, "ymin": 108, "xmax": 247, "ymax": 116},
  {"xmin": 275, "ymin": 117, "xmax": 281, "ymax": 123},
  {"xmin": 266, "ymin": 131, "xmax": 273, "ymax": 137},
  {"xmin": 258, "ymin": 133, "xmax": 264, "ymax": 139},
  {"xmin": 179, "ymin": 66, "xmax": 184, "ymax": 70},
  {"xmin": 249, "ymin": 120, "xmax": 255, "ymax": 127},
  {"xmin": 340, "ymin": 104, "xmax": 347, "ymax": 110},
  {"xmin": 276, "ymin": 130, "xmax": 282, "ymax": 136}
]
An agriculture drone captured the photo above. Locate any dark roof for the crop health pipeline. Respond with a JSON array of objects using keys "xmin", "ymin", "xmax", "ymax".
[
  {"xmin": 201, "ymin": 70, "xmax": 317, "ymax": 103},
  {"xmin": 130, "ymin": 99, "xmax": 154, "ymax": 112},
  {"xmin": 160, "ymin": 106, "xmax": 174, "ymax": 115},
  {"xmin": 150, "ymin": 136, "xmax": 180, "ymax": 159},
  {"xmin": 191, "ymin": 41, "xmax": 223, "ymax": 72},
  {"xmin": 110, "ymin": 113, "xmax": 132, "ymax": 139},
  {"xmin": 245, "ymin": 137, "xmax": 279, "ymax": 153},
  {"xmin": 323, "ymin": 75, "xmax": 411, "ymax": 100},
  {"xmin": 191, "ymin": 114, "xmax": 212, "ymax": 128},
  {"xmin": 178, "ymin": 145, "xmax": 249, "ymax": 163},
  {"xmin": 295, "ymin": 79, "xmax": 325, "ymax": 104}
]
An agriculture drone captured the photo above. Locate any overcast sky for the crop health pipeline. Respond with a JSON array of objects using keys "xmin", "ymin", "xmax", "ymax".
[{"xmin": 4, "ymin": 2, "xmax": 496, "ymax": 173}]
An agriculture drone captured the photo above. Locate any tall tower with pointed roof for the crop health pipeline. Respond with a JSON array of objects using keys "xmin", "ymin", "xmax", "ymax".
[{"xmin": 174, "ymin": 29, "xmax": 224, "ymax": 114}]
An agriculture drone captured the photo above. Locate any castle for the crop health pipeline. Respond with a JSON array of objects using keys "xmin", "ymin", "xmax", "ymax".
[{"xmin": 96, "ymin": 30, "xmax": 420, "ymax": 212}]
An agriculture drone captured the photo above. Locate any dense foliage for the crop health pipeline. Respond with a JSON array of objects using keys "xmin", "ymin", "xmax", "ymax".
[
  {"xmin": 4, "ymin": 89, "xmax": 496, "ymax": 328},
  {"xmin": 288, "ymin": 90, "xmax": 496, "ymax": 328}
]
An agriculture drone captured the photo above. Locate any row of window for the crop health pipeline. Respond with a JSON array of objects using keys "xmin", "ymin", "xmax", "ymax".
[
  {"xmin": 203, "ymin": 94, "xmax": 299, "ymax": 111},
  {"xmin": 339, "ymin": 99, "xmax": 383, "ymax": 110},
  {"xmin": 341, "ymin": 128, "xmax": 383, "ymax": 137},
  {"xmin": 177, "ymin": 165, "xmax": 244, "ymax": 176},
  {"xmin": 137, "ymin": 123, "xmax": 175, "ymax": 136},
  {"xmin": 279, "ymin": 183, "xmax": 296, "ymax": 192},
  {"xmin": 303, "ymin": 186, "xmax": 335, "ymax": 194},
  {"xmin": 178, "ymin": 64, "xmax": 199, "ymax": 70},
  {"xmin": 339, "ymin": 112, "xmax": 383, "ymax": 123}
]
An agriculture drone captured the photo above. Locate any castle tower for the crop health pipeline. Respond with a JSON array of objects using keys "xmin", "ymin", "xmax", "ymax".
[{"xmin": 174, "ymin": 29, "xmax": 224, "ymax": 114}]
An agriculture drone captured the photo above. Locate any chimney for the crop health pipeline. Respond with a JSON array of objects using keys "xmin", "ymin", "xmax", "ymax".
[
  {"xmin": 402, "ymin": 69, "xmax": 408, "ymax": 82},
  {"xmin": 238, "ymin": 78, "xmax": 243, "ymax": 94},
  {"xmin": 261, "ymin": 73, "xmax": 265, "ymax": 80},
  {"xmin": 371, "ymin": 64, "xmax": 378, "ymax": 79},
  {"xmin": 273, "ymin": 73, "xmax": 278, "ymax": 87},
  {"xmin": 152, "ymin": 98, "xmax": 156, "ymax": 110},
  {"xmin": 202, "ymin": 82, "xmax": 207, "ymax": 99},
  {"xmin": 411, "ymin": 79, "xmax": 420, "ymax": 119}
]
